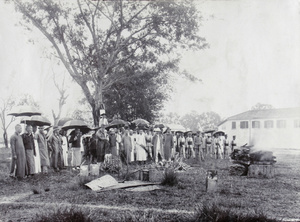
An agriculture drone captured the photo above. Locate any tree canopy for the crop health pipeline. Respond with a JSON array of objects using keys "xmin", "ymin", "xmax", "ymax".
[{"xmin": 9, "ymin": 0, "xmax": 207, "ymax": 126}]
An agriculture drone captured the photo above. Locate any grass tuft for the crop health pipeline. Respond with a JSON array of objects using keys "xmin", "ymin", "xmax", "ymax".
[
  {"xmin": 161, "ymin": 168, "xmax": 178, "ymax": 186},
  {"xmin": 34, "ymin": 207, "xmax": 92, "ymax": 222},
  {"xmin": 190, "ymin": 203, "xmax": 279, "ymax": 222}
]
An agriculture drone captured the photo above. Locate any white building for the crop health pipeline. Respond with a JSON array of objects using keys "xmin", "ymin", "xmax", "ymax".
[{"xmin": 218, "ymin": 107, "xmax": 300, "ymax": 151}]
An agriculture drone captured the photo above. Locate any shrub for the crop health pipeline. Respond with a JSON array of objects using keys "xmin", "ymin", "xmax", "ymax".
[
  {"xmin": 190, "ymin": 203, "xmax": 279, "ymax": 222},
  {"xmin": 34, "ymin": 208, "xmax": 92, "ymax": 222},
  {"xmin": 161, "ymin": 168, "xmax": 178, "ymax": 186}
]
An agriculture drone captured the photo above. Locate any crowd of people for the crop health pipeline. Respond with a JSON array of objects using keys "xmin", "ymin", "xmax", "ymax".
[{"xmin": 9, "ymin": 121, "xmax": 238, "ymax": 180}]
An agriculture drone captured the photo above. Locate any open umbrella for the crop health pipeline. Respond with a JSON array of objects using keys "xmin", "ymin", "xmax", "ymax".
[
  {"xmin": 57, "ymin": 117, "xmax": 73, "ymax": 127},
  {"xmin": 61, "ymin": 119, "xmax": 88, "ymax": 131},
  {"xmin": 67, "ymin": 126, "xmax": 92, "ymax": 136},
  {"xmin": 105, "ymin": 119, "xmax": 128, "ymax": 130},
  {"xmin": 131, "ymin": 118, "xmax": 149, "ymax": 126},
  {"xmin": 20, "ymin": 115, "xmax": 51, "ymax": 126},
  {"xmin": 8, "ymin": 105, "xmax": 42, "ymax": 117},
  {"xmin": 213, "ymin": 130, "xmax": 225, "ymax": 136}
]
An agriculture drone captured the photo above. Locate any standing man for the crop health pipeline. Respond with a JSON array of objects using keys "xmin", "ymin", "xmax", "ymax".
[
  {"xmin": 231, "ymin": 135, "xmax": 237, "ymax": 152},
  {"xmin": 163, "ymin": 127, "xmax": 174, "ymax": 161},
  {"xmin": 35, "ymin": 126, "xmax": 50, "ymax": 174},
  {"xmin": 152, "ymin": 128, "xmax": 163, "ymax": 163},
  {"xmin": 96, "ymin": 125, "xmax": 109, "ymax": 162},
  {"xmin": 109, "ymin": 128, "xmax": 117, "ymax": 157},
  {"xmin": 224, "ymin": 134, "xmax": 230, "ymax": 159},
  {"xmin": 206, "ymin": 135, "xmax": 212, "ymax": 158},
  {"xmin": 194, "ymin": 131, "xmax": 204, "ymax": 161},
  {"xmin": 22, "ymin": 125, "xmax": 36, "ymax": 177},
  {"xmin": 49, "ymin": 126, "xmax": 64, "ymax": 171},
  {"xmin": 121, "ymin": 130, "xmax": 133, "ymax": 165},
  {"xmin": 135, "ymin": 129, "xmax": 147, "ymax": 164},
  {"xmin": 10, "ymin": 124, "xmax": 26, "ymax": 179},
  {"xmin": 69, "ymin": 128, "xmax": 82, "ymax": 169}
]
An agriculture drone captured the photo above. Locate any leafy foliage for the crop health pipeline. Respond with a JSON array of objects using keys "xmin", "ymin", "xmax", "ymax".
[
  {"xmin": 9, "ymin": 0, "xmax": 207, "ymax": 126},
  {"xmin": 161, "ymin": 168, "xmax": 178, "ymax": 186},
  {"xmin": 180, "ymin": 111, "xmax": 221, "ymax": 132}
]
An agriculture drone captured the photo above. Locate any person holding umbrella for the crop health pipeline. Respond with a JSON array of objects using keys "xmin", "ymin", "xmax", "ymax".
[
  {"xmin": 10, "ymin": 124, "xmax": 26, "ymax": 179},
  {"xmin": 35, "ymin": 126, "xmax": 50, "ymax": 174},
  {"xmin": 22, "ymin": 125, "xmax": 36, "ymax": 177},
  {"xmin": 69, "ymin": 128, "xmax": 82, "ymax": 169}
]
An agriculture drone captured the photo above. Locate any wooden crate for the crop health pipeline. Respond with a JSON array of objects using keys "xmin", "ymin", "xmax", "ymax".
[{"xmin": 248, "ymin": 164, "xmax": 275, "ymax": 178}]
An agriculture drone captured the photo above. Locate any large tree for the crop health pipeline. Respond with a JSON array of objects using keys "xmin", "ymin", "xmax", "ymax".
[
  {"xmin": 180, "ymin": 111, "xmax": 221, "ymax": 132},
  {"xmin": 9, "ymin": 0, "xmax": 206, "ymax": 126},
  {"xmin": 0, "ymin": 96, "xmax": 15, "ymax": 148}
]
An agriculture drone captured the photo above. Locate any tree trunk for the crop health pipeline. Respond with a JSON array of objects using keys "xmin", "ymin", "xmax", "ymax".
[
  {"xmin": 3, "ymin": 131, "xmax": 8, "ymax": 148},
  {"xmin": 92, "ymin": 105, "xmax": 100, "ymax": 127}
]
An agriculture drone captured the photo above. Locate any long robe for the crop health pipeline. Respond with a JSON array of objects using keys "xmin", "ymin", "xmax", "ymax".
[
  {"xmin": 61, "ymin": 136, "xmax": 68, "ymax": 166},
  {"xmin": 10, "ymin": 132, "xmax": 26, "ymax": 178},
  {"xmin": 122, "ymin": 135, "xmax": 132, "ymax": 163},
  {"xmin": 109, "ymin": 134, "xmax": 117, "ymax": 157},
  {"xmin": 49, "ymin": 134, "xmax": 64, "ymax": 169},
  {"xmin": 163, "ymin": 133, "xmax": 174, "ymax": 161},
  {"xmin": 152, "ymin": 134, "xmax": 163, "ymax": 163},
  {"xmin": 22, "ymin": 133, "xmax": 36, "ymax": 175},
  {"xmin": 136, "ymin": 133, "xmax": 147, "ymax": 161},
  {"xmin": 130, "ymin": 135, "xmax": 136, "ymax": 162},
  {"xmin": 35, "ymin": 132, "xmax": 50, "ymax": 167},
  {"xmin": 33, "ymin": 138, "xmax": 41, "ymax": 173}
]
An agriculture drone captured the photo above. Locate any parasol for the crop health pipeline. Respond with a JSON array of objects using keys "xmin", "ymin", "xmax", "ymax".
[
  {"xmin": 8, "ymin": 105, "xmax": 42, "ymax": 117},
  {"xmin": 61, "ymin": 119, "xmax": 88, "ymax": 131},
  {"xmin": 105, "ymin": 119, "xmax": 128, "ymax": 130},
  {"xmin": 67, "ymin": 126, "xmax": 92, "ymax": 136},
  {"xmin": 20, "ymin": 115, "xmax": 51, "ymax": 126},
  {"xmin": 213, "ymin": 130, "xmax": 225, "ymax": 136},
  {"xmin": 57, "ymin": 117, "xmax": 73, "ymax": 126},
  {"xmin": 131, "ymin": 118, "xmax": 149, "ymax": 126}
]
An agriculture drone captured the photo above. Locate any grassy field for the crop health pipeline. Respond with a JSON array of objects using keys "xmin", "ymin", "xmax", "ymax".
[{"xmin": 0, "ymin": 147, "xmax": 300, "ymax": 221}]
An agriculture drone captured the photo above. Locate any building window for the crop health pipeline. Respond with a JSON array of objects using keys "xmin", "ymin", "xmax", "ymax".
[
  {"xmin": 232, "ymin": 122, "xmax": 236, "ymax": 129},
  {"xmin": 276, "ymin": 120, "xmax": 286, "ymax": 128},
  {"xmin": 252, "ymin": 121, "xmax": 260, "ymax": 128},
  {"xmin": 264, "ymin": 120, "xmax": 274, "ymax": 128},
  {"xmin": 240, "ymin": 121, "xmax": 248, "ymax": 129},
  {"xmin": 294, "ymin": 119, "xmax": 300, "ymax": 128}
]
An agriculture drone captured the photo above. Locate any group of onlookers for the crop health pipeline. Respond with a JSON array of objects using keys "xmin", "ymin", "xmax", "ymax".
[
  {"xmin": 9, "ymin": 124, "xmax": 83, "ymax": 179},
  {"xmin": 83, "ymin": 125, "xmax": 238, "ymax": 165},
  {"xmin": 9, "ymin": 121, "xmax": 238, "ymax": 180}
]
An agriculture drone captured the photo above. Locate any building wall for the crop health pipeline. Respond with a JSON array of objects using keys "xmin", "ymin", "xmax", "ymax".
[{"xmin": 218, "ymin": 117, "xmax": 300, "ymax": 151}]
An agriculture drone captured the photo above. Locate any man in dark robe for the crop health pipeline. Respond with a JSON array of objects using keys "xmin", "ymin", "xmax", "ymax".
[
  {"xmin": 35, "ymin": 126, "xmax": 50, "ymax": 174},
  {"xmin": 121, "ymin": 130, "xmax": 132, "ymax": 164},
  {"xmin": 22, "ymin": 125, "xmax": 36, "ymax": 176},
  {"xmin": 109, "ymin": 128, "xmax": 117, "ymax": 157},
  {"xmin": 10, "ymin": 124, "xmax": 26, "ymax": 179},
  {"xmin": 163, "ymin": 127, "xmax": 174, "ymax": 161}
]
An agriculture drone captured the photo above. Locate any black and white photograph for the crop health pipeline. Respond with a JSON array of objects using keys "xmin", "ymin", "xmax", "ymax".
[{"xmin": 0, "ymin": 0, "xmax": 299, "ymax": 221}]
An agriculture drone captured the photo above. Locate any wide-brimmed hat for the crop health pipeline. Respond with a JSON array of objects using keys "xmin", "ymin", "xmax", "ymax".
[{"xmin": 154, "ymin": 128, "xmax": 161, "ymax": 132}]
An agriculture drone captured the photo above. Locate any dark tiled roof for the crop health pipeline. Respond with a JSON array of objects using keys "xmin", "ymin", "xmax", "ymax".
[{"xmin": 225, "ymin": 107, "xmax": 300, "ymax": 121}]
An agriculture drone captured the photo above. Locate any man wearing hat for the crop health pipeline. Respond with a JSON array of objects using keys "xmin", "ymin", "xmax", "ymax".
[
  {"xmin": 22, "ymin": 125, "xmax": 36, "ymax": 177},
  {"xmin": 35, "ymin": 126, "xmax": 50, "ymax": 174},
  {"xmin": 152, "ymin": 128, "xmax": 163, "ymax": 163},
  {"xmin": 69, "ymin": 128, "xmax": 82, "ymax": 169},
  {"xmin": 163, "ymin": 127, "xmax": 174, "ymax": 161},
  {"xmin": 48, "ymin": 126, "xmax": 64, "ymax": 171},
  {"xmin": 96, "ymin": 125, "xmax": 109, "ymax": 162}
]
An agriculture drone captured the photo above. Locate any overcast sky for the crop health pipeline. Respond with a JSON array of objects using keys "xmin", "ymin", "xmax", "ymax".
[{"xmin": 0, "ymin": 0, "xmax": 299, "ymax": 124}]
